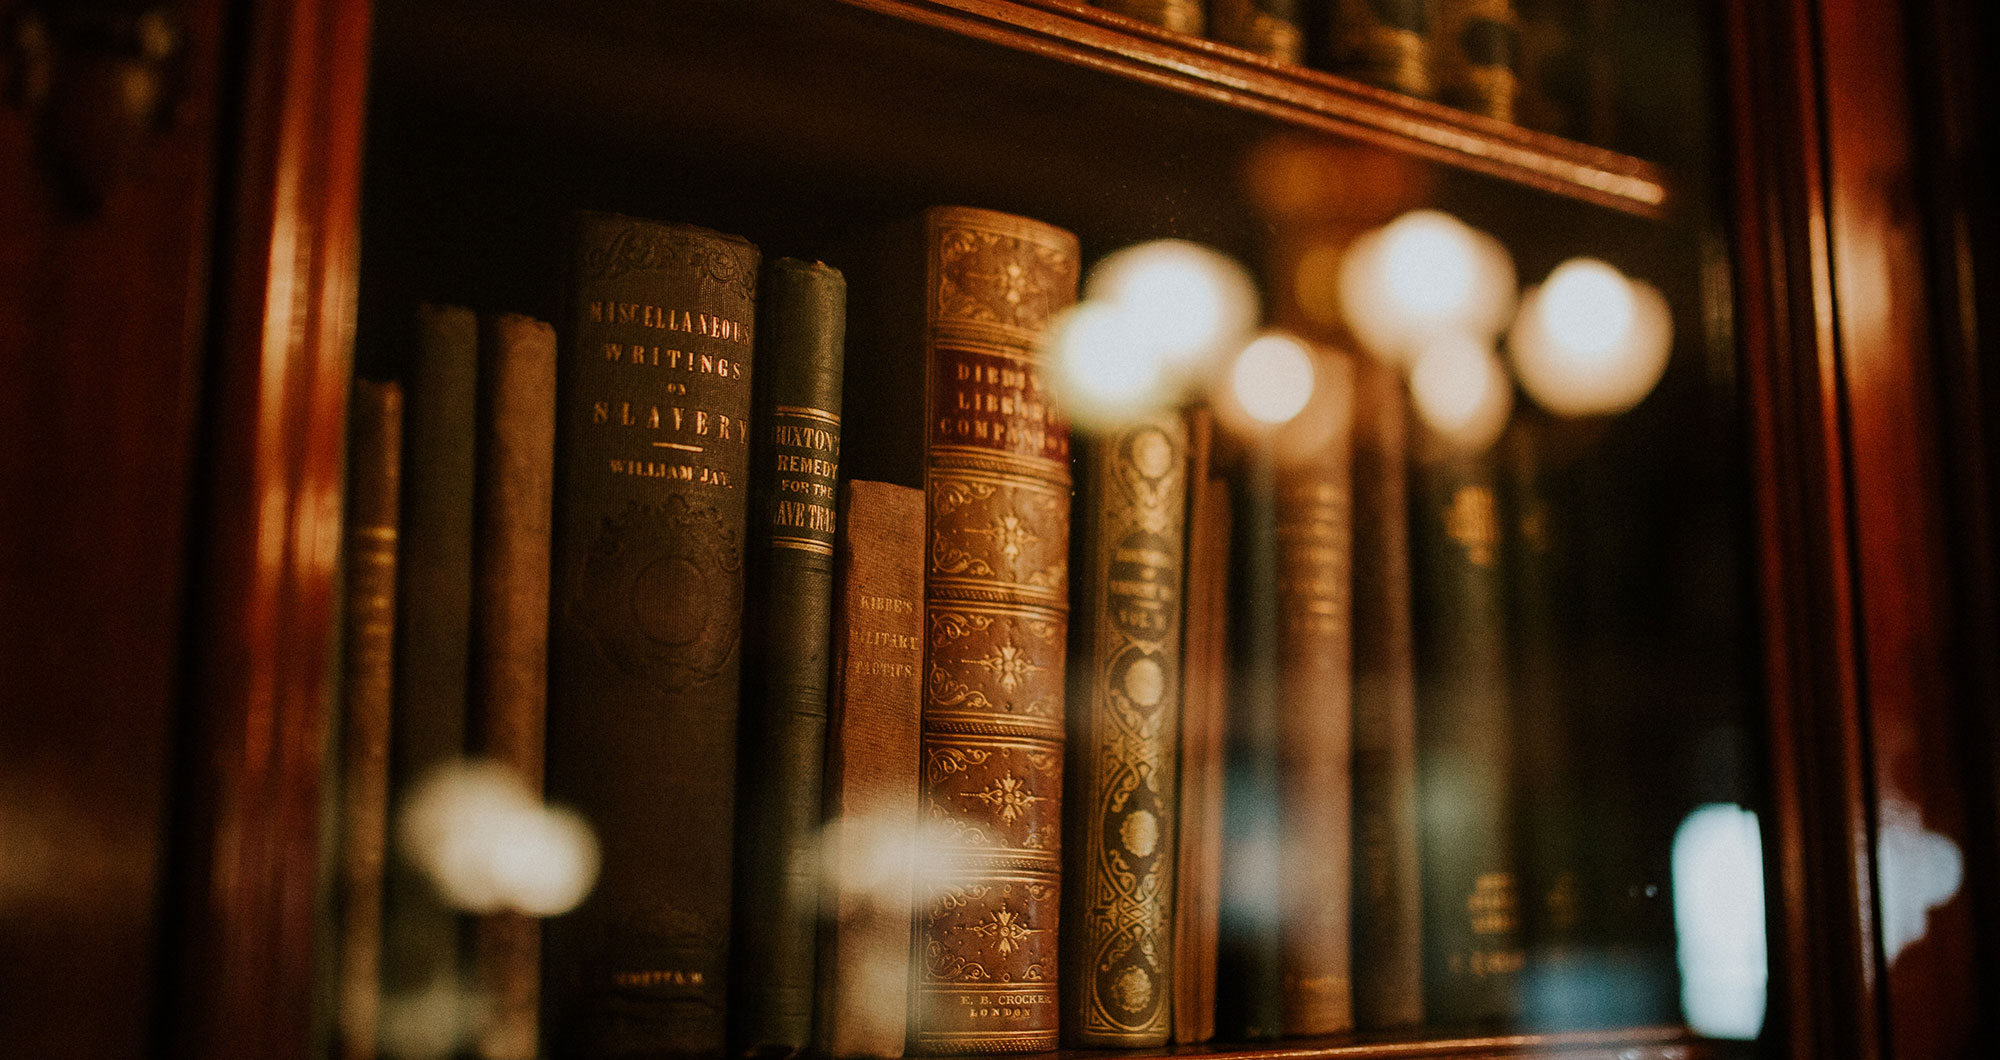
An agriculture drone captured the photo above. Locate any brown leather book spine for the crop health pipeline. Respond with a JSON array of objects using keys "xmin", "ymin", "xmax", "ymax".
[
  {"xmin": 1434, "ymin": 0, "xmax": 1521, "ymax": 121},
  {"xmin": 1062, "ymin": 412, "xmax": 1189, "ymax": 1046},
  {"xmin": 1331, "ymin": 0, "xmax": 1435, "ymax": 96},
  {"xmin": 1172, "ymin": 410, "xmax": 1226, "ymax": 1045},
  {"xmin": 904, "ymin": 207, "xmax": 1077, "ymax": 1054},
  {"xmin": 817, "ymin": 480, "xmax": 926, "ymax": 1059},
  {"xmin": 1208, "ymin": 0, "xmax": 1303, "ymax": 62},
  {"xmin": 338, "ymin": 379, "xmax": 402, "ymax": 1060},
  {"xmin": 1273, "ymin": 354, "xmax": 1355, "ymax": 1037},
  {"xmin": 543, "ymin": 213, "xmax": 759, "ymax": 1059},
  {"xmin": 1095, "ymin": 0, "xmax": 1205, "ymax": 35},
  {"xmin": 471, "ymin": 312, "xmax": 558, "ymax": 1060},
  {"xmin": 1349, "ymin": 358, "xmax": 1424, "ymax": 1030}
]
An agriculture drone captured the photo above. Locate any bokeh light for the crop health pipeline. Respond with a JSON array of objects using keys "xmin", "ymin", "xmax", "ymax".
[
  {"xmin": 1408, "ymin": 333, "xmax": 1513, "ymax": 451},
  {"xmin": 1510, "ymin": 258, "xmax": 1673, "ymax": 417},
  {"xmin": 1227, "ymin": 332, "xmax": 1316, "ymax": 427},
  {"xmin": 1084, "ymin": 239, "xmax": 1259, "ymax": 369},
  {"xmin": 398, "ymin": 760, "xmax": 601, "ymax": 918},
  {"xmin": 1339, "ymin": 210, "xmax": 1517, "ymax": 362},
  {"xmin": 1045, "ymin": 301, "xmax": 1172, "ymax": 429}
]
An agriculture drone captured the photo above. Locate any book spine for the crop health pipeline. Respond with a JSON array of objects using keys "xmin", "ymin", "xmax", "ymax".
[
  {"xmin": 1331, "ymin": 0, "xmax": 1434, "ymax": 97},
  {"xmin": 544, "ymin": 212, "xmax": 759, "ymax": 1058},
  {"xmin": 470, "ymin": 313, "xmax": 558, "ymax": 1060},
  {"xmin": 1208, "ymin": 0, "xmax": 1304, "ymax": 63},
  {"xmin": 1273, "ymin": 355, "xmax": 1355, "ymax": 1036},
  {"xmin": 337, "ymin": 379, "xmax": 403, "ymax": 1060},
  {"xmin": 909, "ymin": 206, "xmax": 1077, "ymax": 1055},
  {"xmin": 1172, "ymin": 409, "xmax": 1227, "ymax": 1045},
  {"xmin": 817, "ymin": 480, "xmax": 926, "ymax": 1059},
  {"xmin": 384, "ymin": 303, "xmax": 477, "ymax": 1007},
  {"xmin": 1433, "ymin": 0, "xmax": 1521, "ymax": 121},
  {"xmin": 1095, "ymin": 0, "xmax": 1205, "ymax": 34},
  {"xmin": 1217, "ymin": 449, "xmax": 1282, "ymax": 1041},
  {"xmin": 733, "ymin": 258, "xmax": 847, "ymax": 1056},
  {"xmin": 1062, "ymin": 412, "xmax": 1189, "ymax": 1047},
  {"xmin": 1411, "ymin": 432, "xmax": 1526, "ymax": 1026},
  {"xmin": 1348, "ymin": 359, "xmax": 1424, "ymax": 1030}
]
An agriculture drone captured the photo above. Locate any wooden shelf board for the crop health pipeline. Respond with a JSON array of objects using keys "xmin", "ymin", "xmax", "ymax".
[
  {"xmin": 830, "ymin": 0, "xmax": 1670, "ymax": 217},
  {"xmin": 992, "ymin": 1027, "xmax": 1730, "ymax": 1060}
]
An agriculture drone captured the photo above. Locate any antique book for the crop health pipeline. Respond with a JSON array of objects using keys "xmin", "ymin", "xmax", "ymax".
[
  {"xmin": 1331, "ymin": 0, "xmax": 1434, "ymax": 97},
  {"xmin": 1062, "ymin": 412, "xmax": 1189, "ymax": 1047},
  {"xmin": 1171, "ymin": 409, "xmax": 1227, "ymax": 1045},
  {"xmin": 1348, "ymin": 359, "xmax": 1424, "ymax": 1030},
  {"xmin": 470, "ymin": 313, "xmax": 558, "ymax": 1060},
  {"xmin": 383, "ymin": 303, "xmax": 477, "ymax": 1013},
  {"xmin": 816, "ymin": 480, "xmax": 926, "ymax": 1059},
  {"xmin": 542, "ymin": 213, "xmax": 759, "ymax": 1058},
  {"xmin": 1410, "ymin": 429, "xmax": 1526, "ymax": 1026},
  {"xmin": 1209, "ymin": 0, "xmax": 1303, "ymax": 62},
  {"xmin": 732, "ymin": 258, "xmax": 847, "ymax": 1057},
  {"xmin": 1095, "ymin": 0, "xmax": 1205, "ymax": 34},
  {"xmin": 1272, "ymin": 356, "xmax": 1355, "ymax": 1037},
  {"xmin": 1433, "ymin": 0, "xmax": 1521, "ymax": 121},
  {"xmin": 841, "ymin": 205, "xmax": 1078, "ymax": 1054},
  {"xmin": 337, "ymin": 379, "xmax": 402, "ymax": 1060},
  {"xmin": 1217, "ymin": 449, "xmax": 1282, "ymax": 1041}
]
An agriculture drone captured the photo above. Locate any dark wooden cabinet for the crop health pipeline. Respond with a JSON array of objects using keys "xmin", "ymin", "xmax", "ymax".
[{"xmin": 0, "ymin": 0, "xmax": 1993, "ymax": 1058}]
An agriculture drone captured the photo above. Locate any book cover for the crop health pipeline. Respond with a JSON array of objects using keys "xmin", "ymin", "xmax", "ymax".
[
  {"xmin": 1331, "ymin": 0, "xmax": 1434, "ymax": 97},
  {"xmin": 843, "ymin": 205, "xmax": 1078, "ymax": 1054},
  {"xmin": 1433, "ymin": 0, "xmax": 1521, "ymax": 121},
  {"xmin": 817, "ymin": 480, "xmax": 926, "ymax": 1059},
  {"xmin": 732, "ymin": 258, "xmax": 847, "ymax": 1057},
  {"xmin": 1062, "ymin": 412, "xmax": 1189, "ymax": 1047},
  {"xmin": 1411, "ymin": 428, "xmax": 1526, "ymax": 1027},
  {"xmin": 337, "ymin": 379, "xmax": 402, "ymax": 1060},
  {"xmin": 470, "ymin": 313, "xmax": 558, "ymax": 1060},
  {"xmin": 1172, "ymin": 409, "xmax": 1228, "ymax": 1045},
  {"xmin": 1348, "ymin": 359, "xmax": 1424, "ymax": 1030},
  {"xmin": 542, "ymin": 212, "xmax": 760, "ymax": 1058}
]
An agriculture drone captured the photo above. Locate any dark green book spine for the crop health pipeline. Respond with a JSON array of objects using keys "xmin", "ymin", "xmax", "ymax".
[
  {"xmin": 1411, "ymin": 432, "xmax": 1525, "ymax": 1028},
  {"xmin": 383, "ymin": 303, "xmax": 477, "ymax": 1013},
  {"xmin": 731, "ymin": 258, "xmax": 846, "ymax": 1056},
  {"xmin": 544, "ymin": 212, "xmax": 759, "ymax": 1059},
  {"xmin": 1218, "ymin": 449, "xmax": 1283, "ymax": 1041}
]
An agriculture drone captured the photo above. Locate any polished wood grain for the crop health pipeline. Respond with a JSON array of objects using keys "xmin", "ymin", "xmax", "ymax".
[
  {"xmin": 0, "ymin": 0, "xmax": 226, "ymax": 1052},
  {"xmin": 1038, "ymin": 1025, "xmax": 1725, "ymax": 1060},
  {"xmin": 167, "ymin": 0, "xmax": 372, "ymax": 1055}
]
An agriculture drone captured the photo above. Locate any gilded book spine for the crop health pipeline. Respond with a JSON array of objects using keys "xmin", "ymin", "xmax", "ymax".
[
  {"xmin": 733, "ymin": 259, "xmax": 846, "ymax": 1056},
  {"xmin": 1332, "ymin": 0, "xmax": 1434, "ymax": 97},
  {"xmin": 1095, "ymin": 0, "xmax": 1205, "ymax": 34},
  {"xmin": 544, "ymin": 212, "xmax": 759, "ymax": 1058},
  {"xmin": 1209, "ymin": 0, "xmax": 1303, "ymax": 62},
  {"xmin": 1411, "ymin": 432, "xmax": 1525, "ymax": 1026},
  {"xmin": 910, "ymin": 206, "xmax": 1077, "ymax": 1054},
  {"xmin": 1349, "ymin": 359, "xmax": 1423, "ymax": 1030},
  {"xmin": 1273, "ymin": 356, "xmax": 1355, "ymax": 1036},
  {"xmin": 471, "ymin": 313, "xmax": 558, "ymax": 1060},
  {"xmin": 817, "ymin": 480, "xmax": 926, "ymax": 1059},
  {"xmin": 1434, "ymin": 0, "xmax": 1521, "ymax": 121},
  {"xmin": 1062, "ymin": 412, "xmax": 1188, "ymax": 1047},
  {"xmin": 1172, "ymin": 409, "xmax": 1227, "ymax": 1045},
  {"xmin": 337, "ymin": 379, "xmax": 402, "ymax": 1060}
]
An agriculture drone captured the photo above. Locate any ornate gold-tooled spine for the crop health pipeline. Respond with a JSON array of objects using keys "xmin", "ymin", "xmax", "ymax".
[
  {"xmin": 1095, "ymin": 0, "xmax": 1205, "ymax": 35},
  {"xmin": 1062, "ymin": 414, "xmax": 1188, "ymax": 1046},
  {"xmin": 1434, "ymin": 0, "xmax": 1520, "ymax": 121},
  {"xmin": 1331, "ymin": 0, "xmax": 1434, "ymax": 97},
  {"xmin": 912, "ymin": 207, "xmax": 1077, "ymax": 1054}
]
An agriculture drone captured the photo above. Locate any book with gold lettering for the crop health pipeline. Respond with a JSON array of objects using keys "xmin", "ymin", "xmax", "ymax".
[
  {"xmin": 732, "ymin": 258, "xmax": 847, "ymax": 1057},
  {"xmin": 842, "ymin": 205, "xmax": 1077, "ymax": 1054},
  {"xmin": 817, "ymin": 480, "xmax": 926, "ymax": 1059},
  {"xmin": 470, "ymin": 312, "xmax": 558, "ymax": 1060},
  {"xmin": 1209, "ymin": 0, "xmax": 1303, "ymax": 62},
  {"xmin": 336, "ymin": 379, "xmax": 401, "ymax": 1060},
  {"xmin": 542, "ymin": 212, "xmax": 759, "ymax": 1058},
  {"xmin": 1410, "ymin": 427, "xmax": 1525, "ymax": 1027},
  {"xmin": 1095, "ymin": 0, "xmax": 1205, "ymax": 34},
  {"xmin": 1172, "ymin": 409, "xmax": 1228, "ymax": 1045},
  {"xmin": 1272, "ymin": 353, "xmax": 1356, "ymax": 1037},
  {"xmin": 1331, "ymin": 0, "xmax": 1434, "ymax": 97},
  {"xmin": 1061, "ymin": 411, "xmax": 1188, "ymax": 1047},
  {"xmin": 1434, "ymin": 0, "xmax": 1521, "ymax": 121}
]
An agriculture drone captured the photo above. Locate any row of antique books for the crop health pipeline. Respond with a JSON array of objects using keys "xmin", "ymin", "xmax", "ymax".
[
  {"xmin": 1098, "ymin": 0, "xmax": 1619, "ymax": 138},
  {"xmin": 334, "ymin": 204, "xmax": 1672, "ymax": 1060}
]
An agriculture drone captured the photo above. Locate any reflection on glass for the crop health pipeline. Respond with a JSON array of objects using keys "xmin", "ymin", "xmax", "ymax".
[
  {"xmin": 1339, "ymin": 210, "xmax": 1516, "ymax": 362},
  {"xmin": 1227, "ymin": 333, "xmax": 1316, "ymax": 426},
  {"xmin": 1084, "ymin": 239, "xmax": 1259, "ymax": 370},
  {"xmin": 1408, "ymin": 334, "xmax": 1512, "ymax": 451},
  {"xmin": 1046, "ymin": 301, "xmax": 1173, "ymax": 428},
  {"xmin": 1877, "ymin": 796, "xmax": 1964, "ymax": 964},
  {"xmin": 398, "ymin": 759, "xmax": 600, "ymax": 917},
  {"xmin": 1510, "ymin": 259, "xmax": 1673, "ymax": 417},
  {"xmin": 1671, "ymin": 803, "xmax": 1767, "ymax": 1040}
]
